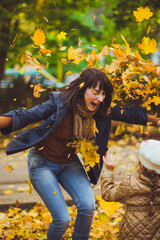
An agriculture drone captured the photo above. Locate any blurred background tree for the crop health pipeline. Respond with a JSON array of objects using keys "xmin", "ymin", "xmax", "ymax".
[
  {"xmin": 1, "ymin": 0, "xmax": 159, "ymax": 80},
  {"xmin": 0, "ymin": 0, "xmax": 159, "ymax": 114}
]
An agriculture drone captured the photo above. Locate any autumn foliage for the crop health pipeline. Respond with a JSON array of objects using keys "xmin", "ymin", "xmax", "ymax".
[
  {"xmin": 21, "ymin": 6, "xmax": 160, "ymax": 113},
  {"xmin": 0, "ymin": 197, "xmax": 124, "ymax": 240}
]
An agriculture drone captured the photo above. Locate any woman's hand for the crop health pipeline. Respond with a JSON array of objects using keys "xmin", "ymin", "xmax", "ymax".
[
  {"xmin": 103, "ymin": 152, "xmax": 117, "ymax": 172},
  {"xmin": 147, "ymin": 115, "xmax": 160, "ymax": 127}
]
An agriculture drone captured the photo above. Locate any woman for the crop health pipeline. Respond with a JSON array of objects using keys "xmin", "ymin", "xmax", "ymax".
[{"xmin": 0, "ymin": 68, "xmax": 160, "ymax": 240}]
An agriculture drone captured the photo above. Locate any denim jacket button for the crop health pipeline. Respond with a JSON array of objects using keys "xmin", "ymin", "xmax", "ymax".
[{"xmin": 51, "ymin": 114, "xmax": 56, "ymax": 121}]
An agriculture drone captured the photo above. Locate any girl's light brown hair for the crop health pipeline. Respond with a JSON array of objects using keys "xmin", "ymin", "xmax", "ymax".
[{"xmin": 139, "ymin": 165, "xmax": 160, "ymax": 216}]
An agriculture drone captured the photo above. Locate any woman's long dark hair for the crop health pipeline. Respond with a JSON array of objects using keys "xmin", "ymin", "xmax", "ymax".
[
  {"xmin": 60, "ymin": 68, "xmax": 113, "ymax": 115},
  {"xmin": 139, "ymin": 165, "xmax": 160, "ymax": 216}
]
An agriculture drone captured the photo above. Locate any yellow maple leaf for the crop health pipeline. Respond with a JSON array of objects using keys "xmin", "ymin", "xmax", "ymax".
[
  {"xmin": 31, "ymin": 29, "xmax": 46, "ymax": 46},
  {"xmin": 57, "ymin": 31, "xmax": 67, "ymax": 41},
  {"xmin": 133, "ymin": 6, "xmax": 153, "ymax": 22},
  {"xmin": 152, "ymin": 96, "xmax": 160, "ymax": 106},
  {"xmin": 137, "ymin": 37, "xmax": 158, "ymax": 55},
  {"xmin": 4, "ymin": 165, "xmax": 14, "ymax": 173},
  {"xmin": 68, "ymin": 46, "xmax": 85, "ymax": 64}
]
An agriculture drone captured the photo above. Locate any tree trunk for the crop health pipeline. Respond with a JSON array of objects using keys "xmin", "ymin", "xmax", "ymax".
[
  {"xmin": 0, "ymin": 13, "xmax": 11, "ymax": 81},
  {"xmin": 0, "ymin": 50, "xmax": 7, "ymax": 81}
]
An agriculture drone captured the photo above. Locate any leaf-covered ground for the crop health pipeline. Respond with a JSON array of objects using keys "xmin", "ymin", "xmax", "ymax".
[{"xmin": 0, "ymin": 196, "xmax": 124, "ymax": 240}]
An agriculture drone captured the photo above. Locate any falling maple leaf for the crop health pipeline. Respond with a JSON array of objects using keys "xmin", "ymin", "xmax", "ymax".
[
  {"xmin": 57, "ymin": 31, "xmax": 67, "ymax": 41},
  {"xmin": 66, "ymin": 71, "xmax": 73, "ymax": 75},
  {"xmin": 4, "ymin": 165, "xmax": 14, "ymax": 173},
  {"xmin": 31, "ymin": 29, "xmax": 46, "ymax": 46},
  {"xmin": 20, "ymin": 69, "xmax": 25, "ymax": 75},
  {"xmin": 79, "ymin": 82, "xmax": 84, "ymax": 88},
  {"xmin": 68, "ymin": 46, "xmax": 85, "ymax": 64},
  {"xmin": 137, "ymin": 37, "xmax": 158, "ymax": 55},
  {"xmin": 39, "ymin": 46, "xmax": 52, "ymax": 56},
  {"xmin": 147, "ymin": 26, "xmax": 151, "ymax": 35},
  {"xmin": 33, "ymin": 83, "xmax": 46, "ymax": 98},
  {"xmin": 133, "ymin": 6, "xmax": 153, "ymax": 22}
]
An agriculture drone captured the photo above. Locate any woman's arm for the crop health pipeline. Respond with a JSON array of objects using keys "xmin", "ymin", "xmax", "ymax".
[
  {"xmin": 101, "ymin": 153, "xmax": 129, "ymax": 202},
  {"xmin": 148, "ymin": 114, "xmax": 160, "ymax": 127},
  {"xmin": 111, "ymin": 105, "xmax": 160, "ymax": 127},
  {"xmin": 0, "ymin": 92, "xmax": 58, "ymax": 134},
  {"xmin": 0, "ymin": 116, "xmax": 13, "ymax": 128}
]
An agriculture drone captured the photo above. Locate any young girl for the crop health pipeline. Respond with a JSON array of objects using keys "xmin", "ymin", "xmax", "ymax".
[
  {"xmin": 0, "ymin": 68, "xmax": 160, "ymax": 240},
  {"xmin": 101, "ymin": 139, "xmax": 160, "ymax": 240}
]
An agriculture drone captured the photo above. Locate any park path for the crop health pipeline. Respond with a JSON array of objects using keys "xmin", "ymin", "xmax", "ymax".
[{"xmin": 0, "ymin": 138, "xmax": 140, "ymax": 210}]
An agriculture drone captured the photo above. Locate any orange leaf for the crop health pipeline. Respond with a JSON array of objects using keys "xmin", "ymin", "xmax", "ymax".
[
  {"xmin": 33, "ymin": 83, "xmax": 46, "ymax": 98},
  {"xmin": 31, "ymin": 29, "xmax": 46, "ymax": 46},
  {"xmin": 4, "ymin": 165, "xmax": 14, "ymax": 173}
]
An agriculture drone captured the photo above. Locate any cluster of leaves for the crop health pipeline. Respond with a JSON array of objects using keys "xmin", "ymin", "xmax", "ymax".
[
  {"xmin": 21, "ymin": 6, "xmax": 160, "ymax": 110},
  {"xmin": 0, "ymin": 197, "xmax": 124, "ymax": 240},
  {"xmin": 67, "ymin": 138, "xmax": 100, "ymax": 171},
  {"xmin": 62, "ymin": 7, "xmax": 160, "ymax": 110}
]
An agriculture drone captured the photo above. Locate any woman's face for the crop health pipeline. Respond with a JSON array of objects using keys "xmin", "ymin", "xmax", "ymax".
[{"xmin": 84, "ymin": 83, "xmax": 106, "ymax": 111}]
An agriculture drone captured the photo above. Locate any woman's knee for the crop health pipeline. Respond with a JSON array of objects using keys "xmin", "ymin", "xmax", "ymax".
[
  {"xmin": 51, "ymin": 215, "xmax": 71, "ymax": 230},
  {"xmin": 78, "ymin": 200, "xmax": 96, "ymax": 215}
]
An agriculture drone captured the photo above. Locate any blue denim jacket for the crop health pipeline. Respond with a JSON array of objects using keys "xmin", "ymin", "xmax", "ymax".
[{"xmin": 1, "ymin": 92, "xmax": 148, "ymax": 184}]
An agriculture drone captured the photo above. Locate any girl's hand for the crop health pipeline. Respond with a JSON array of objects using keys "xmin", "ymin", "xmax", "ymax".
[
  {"xmin": 157, "ymin": 119, "xmax": 160, "ymax": 127},
  {"xmin": 103, "ymin": 152, "xmax": 117, "ymax": 172}
]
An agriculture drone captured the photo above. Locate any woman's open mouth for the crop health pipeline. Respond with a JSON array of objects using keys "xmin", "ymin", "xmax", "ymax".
[{"xmin": 91, "ymin": 102, "xmax": 98, "ymax": 107}]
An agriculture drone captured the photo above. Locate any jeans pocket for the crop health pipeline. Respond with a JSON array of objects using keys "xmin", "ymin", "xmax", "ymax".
[{"xmin": 28, "ymin": 149, "xmax": 47, "ymax": 170}]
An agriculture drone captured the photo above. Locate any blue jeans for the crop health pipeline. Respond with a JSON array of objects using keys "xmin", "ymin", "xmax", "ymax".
[{"xmin": 27, "ymin": 149, "xmax": 95, "ymax": 240}]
